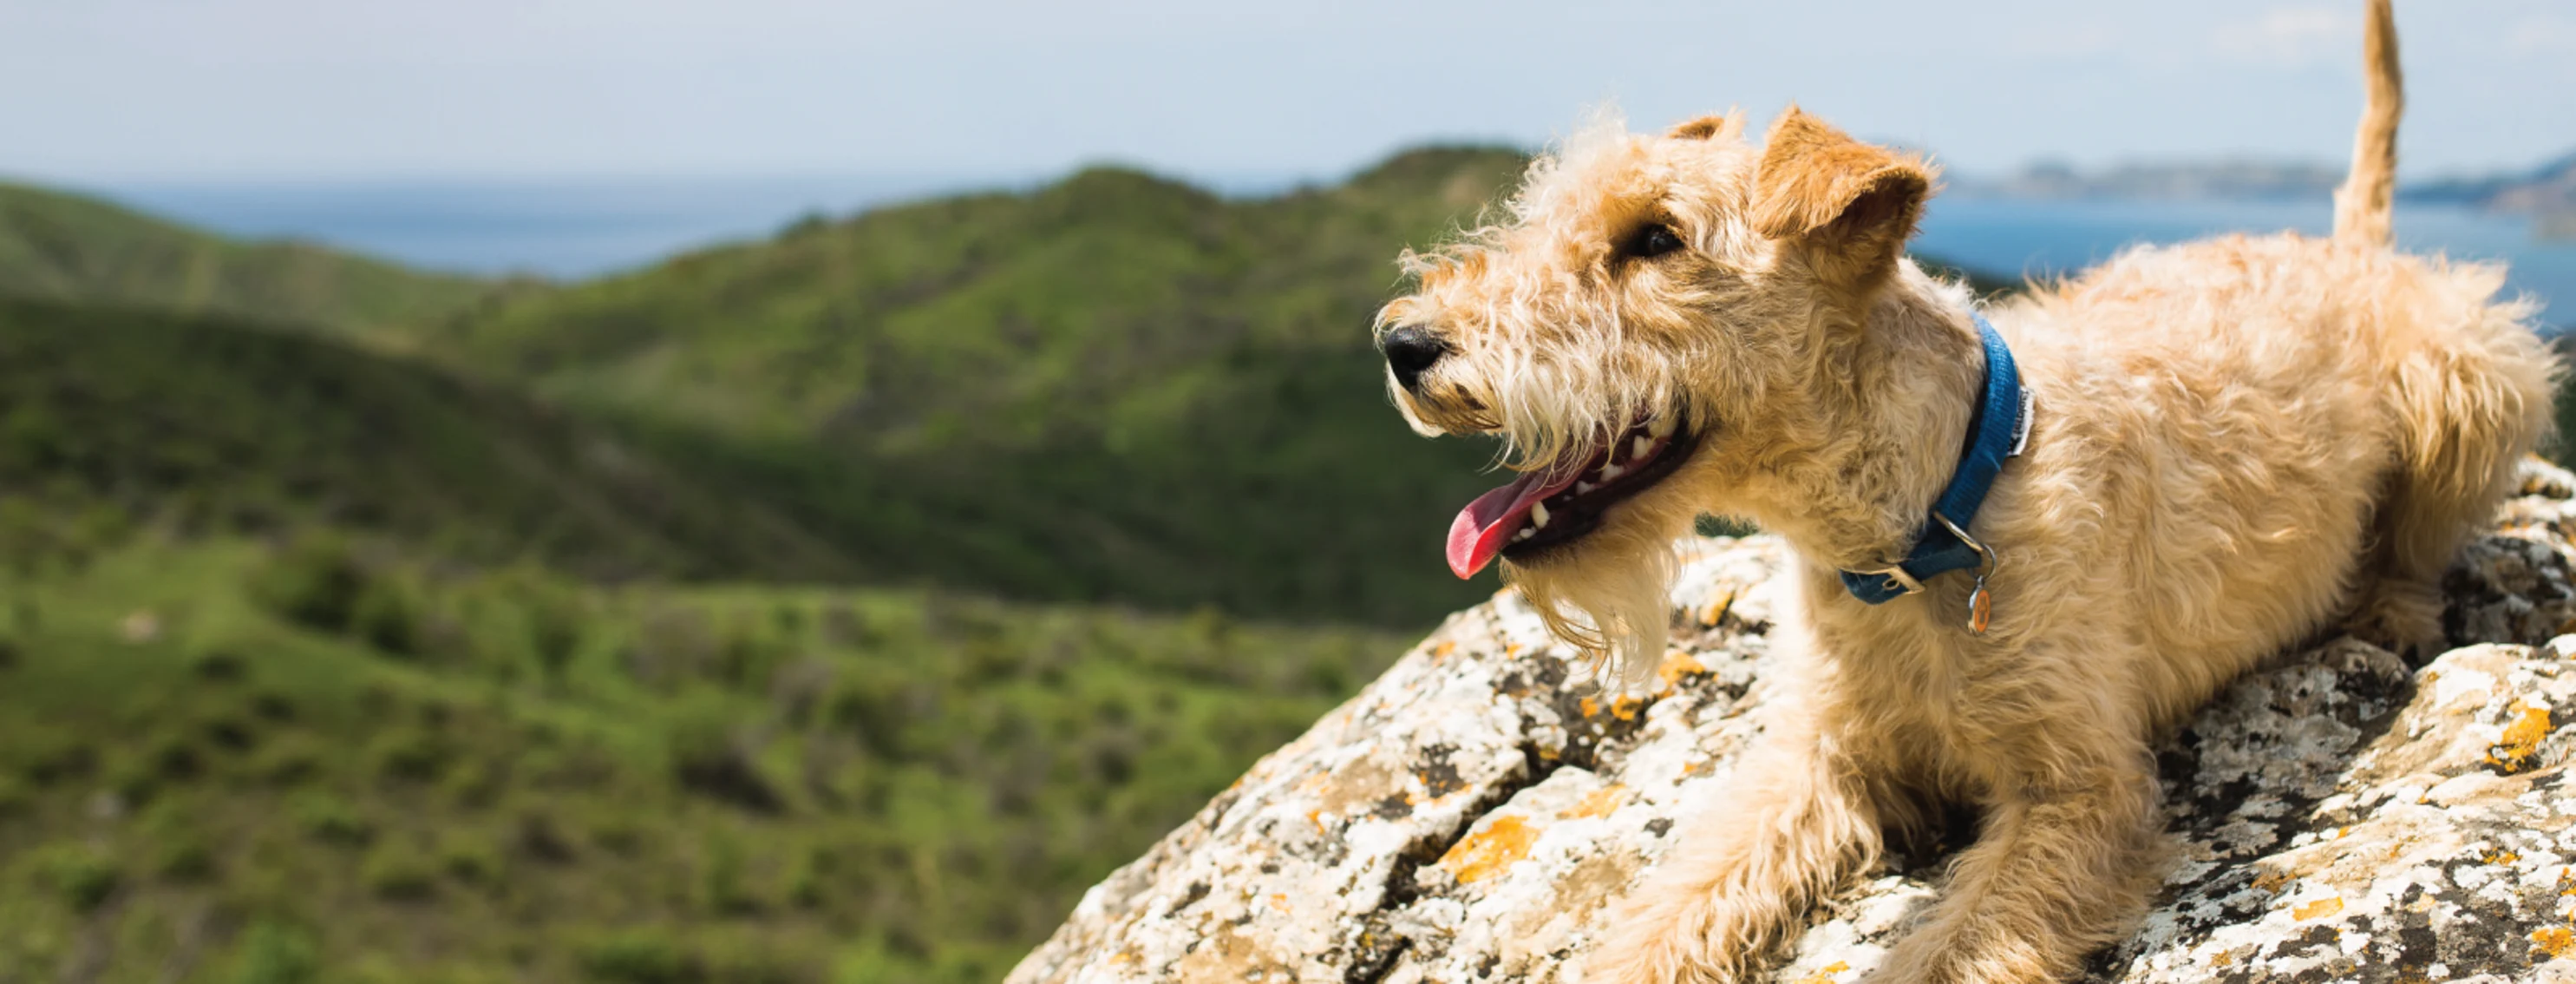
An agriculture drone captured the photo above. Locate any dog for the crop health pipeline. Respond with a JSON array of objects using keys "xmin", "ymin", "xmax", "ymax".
[{"xmin": 1372, "ymin": 3, "xmax": 2557, "ymax": 981}]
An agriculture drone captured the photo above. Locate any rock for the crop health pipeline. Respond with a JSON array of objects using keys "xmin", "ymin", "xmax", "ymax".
[{"xmin": 1010, "ymin": 458, "xmax": 2576, "ymax": 984}]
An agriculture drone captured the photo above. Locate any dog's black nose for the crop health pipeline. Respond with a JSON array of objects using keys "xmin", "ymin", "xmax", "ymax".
[{"xmin": 1380, "ymin": 327, "xmax": 1448, "ymax": 391}]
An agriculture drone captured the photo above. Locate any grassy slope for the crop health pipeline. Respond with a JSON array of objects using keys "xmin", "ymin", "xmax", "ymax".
[
  {"xmin": 0, "ymin": 207, "xmax": 1436, "ymax": 979},
  {"xmin": 0, "ymin": 298, "xmax": 854, "ymax": 582},
  {"xmin": 0, "ymin": 181, "xmax": 487, "ymax": 335},
  {"xmin": 0, "ymin": 535, "xmax": 1404, "ymax": 983}
]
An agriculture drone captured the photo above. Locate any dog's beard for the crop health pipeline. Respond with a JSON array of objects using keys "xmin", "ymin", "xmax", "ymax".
[{"xmin": 1504, "ymin": 510, "xmax": 1682, "ymax": 691}]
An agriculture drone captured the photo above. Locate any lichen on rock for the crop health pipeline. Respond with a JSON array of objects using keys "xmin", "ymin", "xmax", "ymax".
[{"xmin": 1010, "ymin": 460, "xmax": 2576, "ymax": 984}]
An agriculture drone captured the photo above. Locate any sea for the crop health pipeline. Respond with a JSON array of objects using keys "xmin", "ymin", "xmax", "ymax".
[
  {"xmin": 99, "ymin": 178, "xmax": 2575, "ymax": 331},
  {"xmin": 1914, "ymin": 197, "xmax": 2574, "ymax": 332}
]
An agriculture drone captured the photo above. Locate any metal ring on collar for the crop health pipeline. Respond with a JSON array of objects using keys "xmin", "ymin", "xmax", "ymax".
[{"xmin": 1932, "ymin": 511, "xmax": 1997, "ymax": 578}]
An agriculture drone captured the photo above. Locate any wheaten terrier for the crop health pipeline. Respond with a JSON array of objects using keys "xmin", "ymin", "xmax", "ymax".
[{"xmin": 1375, "ymin": 3, "xmax": 2556, "ymax": 981}]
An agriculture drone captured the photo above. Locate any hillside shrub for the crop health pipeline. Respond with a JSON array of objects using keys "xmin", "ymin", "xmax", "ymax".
[
  {"xmin": 251, "ymin": 534, "xmax": 368, "ymax": 633},
  {"xmin": 225, "ymin": 921, "xmax": 320, "ymax": 984},
  {"xmin": 290, "ymin": 790, "xmax": 373, "ymax": 846},
  {"xmin": 35, "ymin": 843, "xmax": 120, "ymax": 911},
  {"xmin": 579, "ymin": 932, "xmax": 702, "ymax": 984},
  {"xmin": 360, "ymin": 844, "xmax": 437, "ymax": 901}
]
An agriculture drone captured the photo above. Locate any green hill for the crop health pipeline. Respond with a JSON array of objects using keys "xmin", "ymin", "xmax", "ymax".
[
  {"xmin": 0, "ymin": 298, "xmax": 853, "ymax": 582},
  {"xmin": 382, "ymin": 149, "xmax": 1540, "ymax": 625},
  {"xmin": 0, "ymin": 180, "xmax": 487, "ymax": 333},
  {"xmin": 0, "ymin": 533, "xmax": 1404, "ymax": 983},
  {"xmin": 382, "ymin": 148, "xmax": 2018, "ymax": 626}
]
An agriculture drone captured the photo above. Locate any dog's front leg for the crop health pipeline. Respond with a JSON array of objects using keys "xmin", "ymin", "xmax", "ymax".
[
  {"xmin": 1586, "ymin": 705, "xmax": 1885, "ymax": 984},
  {"xmin": 1868, "ymin": 747, "xmax": 2164, "ymax": 984}
]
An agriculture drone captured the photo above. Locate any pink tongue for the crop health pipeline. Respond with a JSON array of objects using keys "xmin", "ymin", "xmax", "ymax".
[{"xmin": 1445, "ymin": 467, "xmax": 1583, "ymax": 579}]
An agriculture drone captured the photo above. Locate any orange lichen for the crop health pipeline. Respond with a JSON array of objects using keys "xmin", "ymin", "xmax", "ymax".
[
  {"xmin": 1608, "ymin": 695, "xmax": 1645, "ymax": 721},
  {"xmin": 1561, "ymin": 784, "xmax": 1629, "ymax": 819},
  {"xmin": 2534, "ymin": 926, "xmax": 2576, "ymax": 960},
  {"xmin": 2488, "ymin": 701, "xmax": 2555, "ymax": 773},
  {"xmin": 1698, "ymin": 587, "xmax": 1738, "ymax": 627},
  {"xmin": 1434, "ymin": 640, "xmax": 1457, "ymax": 659},
  {"xmin": 1656, "ymin": 650, "xmax": 1709, "ymax": 691},
  {"xmin": 2292, "ymin": 896, "xmax": 2344, "ymax": 921},
  {"xmin": 1794, "ymin": 961, "xmax": 1852, "ymax": 983},
  {"xmin": 1440, "ymin": 814, "xmax": 1540, "ymax": 883}
]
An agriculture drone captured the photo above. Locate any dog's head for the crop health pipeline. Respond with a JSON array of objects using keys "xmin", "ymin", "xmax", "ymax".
[{"xmin": 1375, "ymin": 107, "xmax": 1939, "ymax": 683}]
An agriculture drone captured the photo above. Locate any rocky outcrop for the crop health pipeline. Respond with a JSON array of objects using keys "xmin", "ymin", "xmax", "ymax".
[{"xmin": 1010, "ymin": 462, "xmax": 2576, "ymax": 983}]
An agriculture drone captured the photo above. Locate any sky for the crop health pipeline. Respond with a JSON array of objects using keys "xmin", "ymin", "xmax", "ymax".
[{"xmin": 3, "ymin": 0, "xmax": 2573, "ymax": 186}]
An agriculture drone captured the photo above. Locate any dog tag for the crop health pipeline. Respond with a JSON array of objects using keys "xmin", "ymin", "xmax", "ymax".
[{"xmin": 1966, "ymin": 576, "xmax": 1992, "ymax": 635}]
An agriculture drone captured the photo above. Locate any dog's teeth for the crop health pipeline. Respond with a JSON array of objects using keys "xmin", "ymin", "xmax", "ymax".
[
  {"xmin": 1633, "ymin": 436, "xmax": 1654, "ymax": 459},
  {"xmin": 1649, "ymin": 417, "xmax": 1675, "ymax": 439},
  {"xmin": 1514, "ymin": 528, "xmax": 1534, "ymax": 542},
  {"xmin": 1576, "ymin": 481, "xmax": 1596, "ymax": 495},
  {"xmin": 1599, "ymin": 463, "xmax": 1625, "ymax": 482},
  {"xmin": 1531, "ymin": 502, "xmax": 1551, "ymax": 528}
]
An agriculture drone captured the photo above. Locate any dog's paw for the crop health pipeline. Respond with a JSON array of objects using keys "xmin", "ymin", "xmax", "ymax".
[{"xmin": 2344, "ymin": 580, "xmax": 2448, "ymax": 663}]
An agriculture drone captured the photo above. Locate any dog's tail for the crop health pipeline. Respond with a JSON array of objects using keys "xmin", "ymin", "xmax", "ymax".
[{"xmin": 2332, "ymin": 0, "xmax": 2403, "ymax": 247}]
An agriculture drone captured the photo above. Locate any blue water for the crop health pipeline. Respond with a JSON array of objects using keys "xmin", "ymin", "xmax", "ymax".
[
  {"xmin": 93, "ymin": 179, "xmax": 2576, "ymax": 330},
  {"xmin": 1916, "ymin": 197, "xmax": 2575, "ymax": 331},
  {"xmin": 101, "ymin": 174, "xmax": 1016, "ymax": 279}
]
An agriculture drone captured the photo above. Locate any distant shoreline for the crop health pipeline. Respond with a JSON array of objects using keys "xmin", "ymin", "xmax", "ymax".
[{"xmin": 1945, "ymin": 153, "xmax": 2576, "ymax": 243}]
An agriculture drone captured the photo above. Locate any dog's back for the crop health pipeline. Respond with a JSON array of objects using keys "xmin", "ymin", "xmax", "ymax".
[{"xmin": 1976, "ymin": 0, "xmax": 2559, "ymax": 701}]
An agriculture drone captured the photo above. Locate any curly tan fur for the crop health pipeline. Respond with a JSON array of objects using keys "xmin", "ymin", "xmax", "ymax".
[{"xmin": 1373, "ymin": 3, "xmax": 2558, "ymax": 981}]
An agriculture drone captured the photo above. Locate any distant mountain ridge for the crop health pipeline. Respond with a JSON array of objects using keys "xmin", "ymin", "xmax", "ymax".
[
  {"xmin": 1950, "ymin": 159, "xmax": 2347, "ymax": 201},
  {"xmin": 2409, "ymin": 150, "xmax": 2576, "ymax": 239}
]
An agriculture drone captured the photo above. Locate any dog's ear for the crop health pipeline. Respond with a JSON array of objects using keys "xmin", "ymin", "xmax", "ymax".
[
  {"xmin": 1665, "ymin": 109, "xmax": 1744, "ymax": 141},
  {"xmin": 1751, "ymin": 106, "xmax": 1935, "ymax": 285}
]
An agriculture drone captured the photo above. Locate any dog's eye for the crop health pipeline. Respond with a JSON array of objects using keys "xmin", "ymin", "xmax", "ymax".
[{"xmin": 1625, "ymin": 223, "xmax": 1686, "ymax": 260}]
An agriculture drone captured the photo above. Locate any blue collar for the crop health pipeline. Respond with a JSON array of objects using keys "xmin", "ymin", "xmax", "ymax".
[{"xmin": 1838, "ymin": 312, "xmax": 2032, "ymax": 609}]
